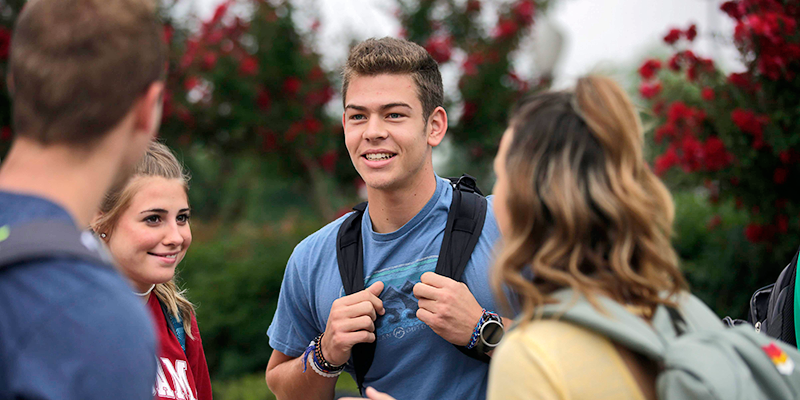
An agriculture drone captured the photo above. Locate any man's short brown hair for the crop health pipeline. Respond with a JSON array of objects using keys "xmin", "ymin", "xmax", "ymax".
[
  {"xmin": 342, "ymin": 37, "xmax": 444, "ymax": 120},
  {"xmin": 9, "ymin": 0, "xmax": 166, "ymax": 146}
]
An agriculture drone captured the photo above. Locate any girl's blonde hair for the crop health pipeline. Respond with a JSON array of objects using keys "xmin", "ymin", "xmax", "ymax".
[
  {"xmin": 492, "ymin": 75, "xmax": 687, "ymax": 322},
  {"xmin": 92, "ymin": 140, "xmax": 196, "ymax": 338}
]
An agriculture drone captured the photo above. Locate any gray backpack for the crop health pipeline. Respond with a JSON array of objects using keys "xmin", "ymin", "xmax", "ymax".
[{"xmin": 538, "ymin": 289, "xmax": 800, "ymax": 399}]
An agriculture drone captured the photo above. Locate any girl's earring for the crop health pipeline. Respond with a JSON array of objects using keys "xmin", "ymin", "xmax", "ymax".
[{"xmin": 100, "ymin": 233, "xmax": 107, "ymax": 239}]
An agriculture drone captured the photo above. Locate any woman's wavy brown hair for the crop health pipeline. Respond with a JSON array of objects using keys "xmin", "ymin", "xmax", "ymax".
[
  {"xmin": 92, "ymin": 140, "xmax": 196, "ymax": 338},
  {"xmin": 492, "ymin": 75, "xmax": 687, "ymax": 321}
]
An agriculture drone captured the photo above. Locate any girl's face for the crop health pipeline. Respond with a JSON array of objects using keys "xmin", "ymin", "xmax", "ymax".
[
  {"xmin": 106, "ymin": 176, "xmax": 192, "ymax": 293},
  {"xmin": 492, "ymin": 128, "xmax": 513, "ymax": 239}
]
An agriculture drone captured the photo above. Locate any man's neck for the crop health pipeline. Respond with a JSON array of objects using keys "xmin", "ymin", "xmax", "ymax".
[
  {"xmin": 0, "ymin": 137, "xmax": 124, "ymax": 228},
  {"xmin": 366, "ymin": 169, "xmax": 438, "ymax": 234}
]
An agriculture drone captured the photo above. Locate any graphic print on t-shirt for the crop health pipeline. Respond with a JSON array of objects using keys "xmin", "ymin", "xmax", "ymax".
[{"xmin": 364, "ymin": 255, "xmax": 438, "ymax": 340}]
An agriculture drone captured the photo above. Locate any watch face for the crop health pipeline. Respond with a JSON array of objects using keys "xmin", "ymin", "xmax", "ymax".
[{"xmin": 480, "ymin": 320, "xmax": 504, "ymax": 347}]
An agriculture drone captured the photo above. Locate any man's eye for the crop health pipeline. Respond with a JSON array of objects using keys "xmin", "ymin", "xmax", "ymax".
[
  {"xmin": 350, "ymin": 114, "xmax": 366, "ymax": 120},
  {"xmin": 388, "ymin": 113, "xmax": 402, "ymax": 119}
]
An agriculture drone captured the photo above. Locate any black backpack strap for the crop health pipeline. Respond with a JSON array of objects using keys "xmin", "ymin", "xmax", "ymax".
[
  {"xmin": 335, "ymin": 202, "xmax": 373, "ymax": 393},
  {"xmin": 0, "ymin": 220, "xmax": 114, "ymax": 270},
  {"xmin": 436, "ymin": 175, "xmax": 487, "ymax": 281},
  {"xmin": 437, "ymin": 175, "xmax": 490, "ymax": 363}
]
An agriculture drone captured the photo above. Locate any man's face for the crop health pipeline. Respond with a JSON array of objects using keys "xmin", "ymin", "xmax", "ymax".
[{"xmin": 343, "ymin": 73, "xmax": 434, "ymax": 192}]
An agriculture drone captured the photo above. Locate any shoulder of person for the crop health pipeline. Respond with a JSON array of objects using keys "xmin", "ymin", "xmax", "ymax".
[
  {"xmin": 288, "ymin": 211, "xmax": 353, "ymax": 266},
  {"xmin": 3, "ymin": 259, "xmax": 156, "ymax": 400}
]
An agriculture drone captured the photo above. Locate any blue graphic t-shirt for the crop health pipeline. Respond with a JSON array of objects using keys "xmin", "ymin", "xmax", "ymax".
[{"xmin": 268, "ymin": 176, "xmax": 501, "ymax": 400}]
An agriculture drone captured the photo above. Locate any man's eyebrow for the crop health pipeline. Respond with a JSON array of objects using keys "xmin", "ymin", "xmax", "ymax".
[{"xmin": 344, "ymin": 103, "xmax": 413, "ymax": 112}]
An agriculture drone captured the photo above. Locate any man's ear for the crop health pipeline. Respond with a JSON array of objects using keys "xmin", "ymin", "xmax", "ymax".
[
  {"xmin": 427, "ymin": 106, "xmax": 448, "ymax": 147},
  {"xmin": 133, "ymin": 81, "xmax": 165, "ymax": 140}
]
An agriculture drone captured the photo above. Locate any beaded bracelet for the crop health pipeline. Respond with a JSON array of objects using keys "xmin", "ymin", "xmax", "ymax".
[
  {"xmin": 466, "ymin": 309, "xmax": 499, "ymax": 350},
  {"xmin": 302, "ymin": 333, "xmax": 345, "ymax": 378}
]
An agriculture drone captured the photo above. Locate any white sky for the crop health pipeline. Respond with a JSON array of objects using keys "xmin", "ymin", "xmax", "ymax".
[{"xmin": 179, "ymin": 0, "xmax": 743, "ymax": 89}]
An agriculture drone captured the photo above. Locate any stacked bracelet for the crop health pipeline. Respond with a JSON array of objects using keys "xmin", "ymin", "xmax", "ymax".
[
  {"xmin": 466, "ymin": 309, "xmax": 500, "ymax": 350},
  {"xmin": 302, "ymin": 332, "xmax": 345, "ymax": 378}
]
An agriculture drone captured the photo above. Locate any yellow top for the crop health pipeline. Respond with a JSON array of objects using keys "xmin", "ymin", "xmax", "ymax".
[{"xmin": 487, "ymin": 319, "xmax": 647, "ymax": 400}]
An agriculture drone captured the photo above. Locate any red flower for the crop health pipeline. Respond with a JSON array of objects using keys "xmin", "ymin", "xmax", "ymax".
[
  {"xmin": 639, "ymin": 81, "xmax": 662, "ymax": 99},
  {"xmin": 466, "ymin": 0, "xmax": 481, "ymax": 13},
  {"xmin": 284, "ymin": 122, "xmax": 303, "ymax": 143},
  {"xmin": 663, "ymin": 28, "xmax": 682, "ymax": 45},
  {"xmin": 513, "ymin": 0, "xmax": 536, "ymax": 24},
  {"xmin": 424, "ymin": 35, "xmax": 453, "ymax": 64},
  {"xmin": 703, "ymin": 136, "xmax": 732, "ymax": 171},
  {"xmin": 184, "ymin": 76, "xmax": 200, "ymax": 91},
  {"xmin": 744, "ymin": 223, "xmax": 763, "ymax": 243},
  {"xmin": 0, "ymin": 126, "xmax": 11, "ymax": 141},
  {"xmin": 707, "ymin": 215, "xmax": 723, "ymax": 230},
  {"xmin": 319, "ymin": 150, "xmax": 338, "ymax": 173},
  {"xmin": 201, "ymin": 53, "xmax": 217, "ymax": 70},
  {"xmin": 680, "ymin": 135, "xmax": 703, "ymax": 172},
  {"xmin": 731, "ymin": 108, "xmax": 768, "ymax": 139},
  {"xmin": 777, "ymin": 215, "xmax": 789, "ymax": 234},
  {"xmin": 462, "ymin": 101, "xmax": 478, "ymax": 120},
  {"xmin": 701, "ymin": 87, "xmax": 715, "ymax": 101},
  {"xmin": 260, "ymin": 130, "xmax": 278, "ymax": 152},
  {"xmin": 774, "ymin": 168, "xmax": 788, "ymax": 184},
  {"xmin": 162, "ymin": 25, "xmax": 174, "ymax": 46},
  {"xmin": 667, "ymin": 101, "xmax": 692, "ymax": 122},
  {"xmin": 256, "ymin": 89, "xmax": 271, "ymax": 111},
  {"xmin": 721, "ymin": 1, "xmax": 742, "ymax": 20},
  {"xmin": 210, "ymin": 0, "xmax": 231, "ymax": 25},
  {"xmin": 654, "ymin": 123, "xmax": 676, "ymax": 143},
  {"xmin": 239, "ymin": 56, "xmax": 259, "ymax": 76},
  {"xmin": 283, "ymin": 77, "xmax": 302, "ymax": 96},
  {"xmin": 727, "ymin": 72, "xmax": 753, "ymax": 90},
  {"xmin": 668, "ymin": 54, "xmax": 681, "ymax": 71},
  {"xmin": 654, "ymin": 146, "xmax": 680, "ymax": 176},
  {"xmin": 494, "ymin": 18, "xmax": 519, "ymax": 39},
  {"xmin": 304, "ymin": 118, "xmax": 323, "ymax": 135},
  {"xmin": 638, "ymin": 59, "xmax": 662, "ymax": 80},
  {"xmin": 685, "ymin": 24, "xmax": 697, "ymax": 41}
]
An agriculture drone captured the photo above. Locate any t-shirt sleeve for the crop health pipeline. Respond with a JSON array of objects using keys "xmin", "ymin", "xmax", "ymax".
[
  {"xmin": 187, "ymin": 312, "xmax": 213, "ymax": 400},
  {"xmin": 267, "ymin": 245, "xmax": 322, "ymax": 357},
  {"xmin": 487, "ymin": 330, "xmax": 567, "ymax": 400},
  {"xmin": 8, "ymin": 291, "xmax": 157, "ymax": 400}
]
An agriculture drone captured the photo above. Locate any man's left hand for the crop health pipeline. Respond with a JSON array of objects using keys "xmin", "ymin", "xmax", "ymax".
[{"xmin": 413, "ymin": 271, "xmax": 482, "ymax": 346}]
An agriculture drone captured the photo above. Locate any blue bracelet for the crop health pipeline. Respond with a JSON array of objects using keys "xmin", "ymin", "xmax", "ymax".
[{"xmin": 467, "ymin": 309, "xmax": 498, "ymax": 349}]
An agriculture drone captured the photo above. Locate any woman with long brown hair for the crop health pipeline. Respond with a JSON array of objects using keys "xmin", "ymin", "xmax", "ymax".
[
  {"xmin": 487, "ymin": 75, "xmax": 686, "ymax": 400},
  {"xmin": 92, "ymin": 141, "xmax": 212, "ymax": 400}
]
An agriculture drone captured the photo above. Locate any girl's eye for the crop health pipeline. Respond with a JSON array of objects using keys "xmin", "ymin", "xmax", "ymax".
[
  {"xmin": 144, "ymin": 215, "xmax": 161, "ymax": 224},
  {"xmin": 177, "ymin": 214, "xmax": 191, "ymax": 223}
]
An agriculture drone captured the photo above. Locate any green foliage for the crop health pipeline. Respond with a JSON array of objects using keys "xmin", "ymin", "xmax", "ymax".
[
  {"xmin": 637, "ymin": 2, "xmax": 800, "ymax": 316},
  {"xmin": 396, "ymin": 0, "xmax": 553, "ymax": 180}
]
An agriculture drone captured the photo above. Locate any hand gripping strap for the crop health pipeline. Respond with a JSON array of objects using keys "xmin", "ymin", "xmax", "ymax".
[
  {"xmin": 335, "ymin": 202, "xmax": 374, "ymax": 393},
  {"xmin": 0, "ymin": 220, "xmax": 114, "ymax": 271},
  {"xmin": 335, "ymin": 176, "xmax": 490, "ymax": 393}
]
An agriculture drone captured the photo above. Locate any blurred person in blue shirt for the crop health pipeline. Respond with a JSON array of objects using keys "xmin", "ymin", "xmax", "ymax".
[{"xmin": 0, "ymin": 0, "xmax": 167, "ymax": 398}]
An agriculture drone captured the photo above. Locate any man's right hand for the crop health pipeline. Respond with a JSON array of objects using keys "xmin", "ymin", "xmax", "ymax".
[{"xmin": 321, "ymin": 281, "xmax": 385, "ymax": 366}]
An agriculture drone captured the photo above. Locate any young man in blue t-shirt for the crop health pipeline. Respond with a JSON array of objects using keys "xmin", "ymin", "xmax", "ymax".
[
  {"xmin": 0, "ymin": 0, "xmax": 167, "ymax": 399},
  {"xmin": 266, "ymin": 37, "xmax": 509, "ymax": 400}
]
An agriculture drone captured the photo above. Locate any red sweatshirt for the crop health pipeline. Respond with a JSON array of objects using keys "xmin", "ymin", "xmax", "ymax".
[{"xmin": 147, "ymin": 294, "xmax": 212, "ymax": 400}]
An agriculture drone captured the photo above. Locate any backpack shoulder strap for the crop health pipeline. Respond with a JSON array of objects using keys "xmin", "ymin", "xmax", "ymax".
[
  {"xmin": 0, "ymin": 220, "xmax": 113, "ymax": 270},
  {"xmin": 434, "ymin": 174, "xmax": 487, "ymax": 282},
  {"xmin": 159, "ymin": 299, "xmax": 187, "ymax": 352},
  {"xmin": 335, "ymin": 202, "xmax": 373, "ymax": 393},
  {"xmin": 538, "ymin": 289, "xmax": 667, "ymax": 361}
]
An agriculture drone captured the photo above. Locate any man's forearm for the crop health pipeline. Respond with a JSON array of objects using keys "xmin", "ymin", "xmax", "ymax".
[{"xmin": 266, "ymin": 355, "xmax": 339, "ymax": 400}]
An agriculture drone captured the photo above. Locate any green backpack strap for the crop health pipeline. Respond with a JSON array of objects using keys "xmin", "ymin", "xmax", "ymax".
[{"xmin": 538, "ymin": 290, "xmax": 666, "ymax": 361}]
